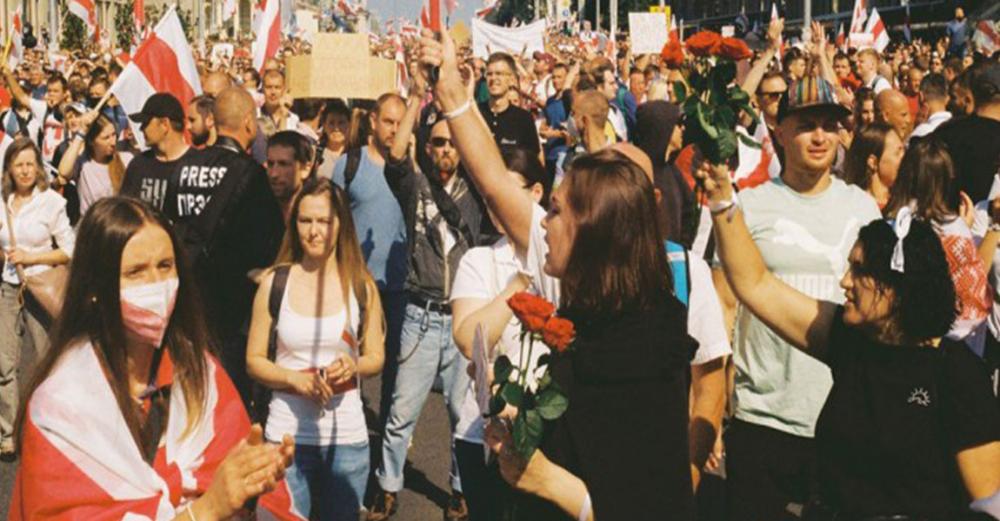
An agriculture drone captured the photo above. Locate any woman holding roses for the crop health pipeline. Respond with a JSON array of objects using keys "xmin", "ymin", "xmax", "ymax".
[{"xmin": 421, "ymin": 29, "xmax": 696, "ymax": 521}]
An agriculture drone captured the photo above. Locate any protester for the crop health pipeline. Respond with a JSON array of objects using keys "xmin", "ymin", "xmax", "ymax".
[
  {"xmin": 120, "ymin": 93, "xmax": 195, "ymax": 213},
  {"xmin": 911, "ymin": 72, "xmax": 952, "ymax": 139},
  {"xmin": 0, "ymin": 138, "xmax": 74, "ymax": 459},
  {"xmin": 875, "ymin": 89, "xmax": 915, "ymax": 140},
  {"xmin": 1, "ymin": 65, "xmax": 68, "ymax": 167},
  {"xmin": 187, "ymin": 94, "xmax": 216, "ymax": 148},
  {"xmin": 699, "ymin": 147, "xmax": 1000, "ymax": 521},
  {"xmin": 478, "ymin": 53, "xmax": 541, "ymax": 155},
  {"xmin": 259, "ymin": 70, "xmax": 298, "ymax": 137},
  {"xmin": 247, "ymin": 177, "xmax": 385, "ymax": 520},
  {"xmin": 11, "ymin": 196, "xmax": 299, "ymax": 519},
  {"xmin": 857, "ymin": 48, "xmax": 892, "ymax": 94},
  {"xmin": 853, "ymin": 87, "xmax": 878, "ymax": 128},
  {"xmin": 713, "ymin": 77, "xmax": 882, "ymax": 521},
  {"xmin": 421, "ymin": 27, "xmax": 696, "ymax": 521},
  {"xmin": 266, "ymin": 131, "xmax": 313, "ymax": 220},
  {"xmin": 842, "ymin": 122, "xmax": 905, "ymax": 209},
  {"xmin": 317, "ymin": 99, "xmax": 351, "ymax": 180},
  {"xmin": 56, "ymin": 111, "xmax": 133, "ymax": 215},
  {"xmin": 934, "ymin": 64, "xmax": 1000, "ymax": 203}
]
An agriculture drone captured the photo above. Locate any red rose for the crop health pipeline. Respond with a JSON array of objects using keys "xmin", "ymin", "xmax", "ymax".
[
  {"xmin": 718, "ymin": 37, "xmax": 752, "ymax": 61},
  {"xmin": 684, "ymin": 31, "xmax": 722, "ymax": 57},
  {"xmin": 541, "ymin": 317, "xmax": 575, "ymax": 353},
  {"xmin": 508, "ymin": 292, "xmax": 556, "ymax": 333},
  {"xmin": 660, "ymin": 37, "xmax": 684, "ymax": 68}
]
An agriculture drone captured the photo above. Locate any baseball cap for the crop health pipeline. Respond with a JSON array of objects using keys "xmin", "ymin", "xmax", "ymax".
[
  {"xmin": 64, "ymin": 102, "xmax": 88, "ymax": 115},
  {"xmin": 128, "ymin": 93, "xmax": 185, "ymax": 126},
  {"xmin": 777, "ymin": 76, "xmax": 851, "ymax": 123},
  {"xmin": 971, "ymin": 63, "xmax": 1000, "ymax": 102}
]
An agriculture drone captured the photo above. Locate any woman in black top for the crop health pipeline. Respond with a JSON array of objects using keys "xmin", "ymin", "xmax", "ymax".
[
  {"xmin": 699, "ymin": 160, "xmax": 1000, "ymax": 519},
  {"xmin": 418, "ymin": 30, "xmax": 696, "ymax": 521}
]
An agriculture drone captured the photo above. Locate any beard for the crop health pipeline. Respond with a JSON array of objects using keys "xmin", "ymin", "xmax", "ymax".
[
  {"xmin": 434, "ymin": 156, "xmax": 458, "ymax": 175},
  {"xmin": 191, "ymin": 130, "xmax": 210, "ymax": 147}
]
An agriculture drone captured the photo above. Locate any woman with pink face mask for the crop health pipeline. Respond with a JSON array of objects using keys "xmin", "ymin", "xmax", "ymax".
[{"xmin": 10, "ymin": 197, "xmax": 305, "ymax": 521}]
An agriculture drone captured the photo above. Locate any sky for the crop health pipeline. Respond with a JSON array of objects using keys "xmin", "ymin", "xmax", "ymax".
[{"xmin": 367, "ymin": 0, "xmax": 480, "ymax": 28}]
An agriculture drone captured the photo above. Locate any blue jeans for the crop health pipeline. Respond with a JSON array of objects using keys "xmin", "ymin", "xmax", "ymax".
[
  {"xmin": 376, "ymin": 303, "xmax": 470, "ymax": 492},
  {"xmin": 284, "ymin": 441, "xmax": 370, "ymax": 520}
]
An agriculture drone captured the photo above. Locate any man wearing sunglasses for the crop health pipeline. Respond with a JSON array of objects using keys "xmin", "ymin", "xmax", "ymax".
[{"xmin": 120, "ymin": 93, "xmax": 195, "ymax": 214}]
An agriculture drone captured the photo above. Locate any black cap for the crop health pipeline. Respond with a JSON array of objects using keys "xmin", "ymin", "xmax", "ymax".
[{"xmin": 128, "ymin": 93, "xmax": 185, "ymax": 126}]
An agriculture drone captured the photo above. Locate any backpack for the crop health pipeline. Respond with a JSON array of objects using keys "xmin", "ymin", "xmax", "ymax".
[
  {"xmin": 343, "ymin": 147, "xmax": 363, "ymax": 193},
  {"xmin": 666, "ymin": 241, "xmax": 691, "ymax": 308}
]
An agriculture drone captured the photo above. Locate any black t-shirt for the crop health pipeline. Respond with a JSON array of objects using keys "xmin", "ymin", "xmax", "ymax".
[
  {"xmin": 477, "ymin": 102, "xmax": 541, "ymax": 154},
  {"xmin": 932, "ymin": 115, "xmax": 1000, "ymax": 203},
  {"xmin": 120, "ymin": 148, "xmax": 199, "ymax": 214},
  {"xmin": 816, "ymin": 308, "xmax": 1000, "ymax": 518}
]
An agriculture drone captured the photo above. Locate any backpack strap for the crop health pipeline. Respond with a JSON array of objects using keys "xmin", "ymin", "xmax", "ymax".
[
  {"xmin": 267, "ymin": 265, "xmax": 292, "ymax": 361},
  {"xmin": 344, "ymin": 148, "xmax": 363, "ymax": 193},
  {"xmin": 666, "ymin": 241, "xmax": 691, "ymax": 308}
]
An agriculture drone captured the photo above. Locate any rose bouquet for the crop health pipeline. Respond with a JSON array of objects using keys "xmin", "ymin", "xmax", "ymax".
[
  {"xmin": 663, "ymin": 30, "xmax": 758, "ymax": 164},
  {"xmin": 488, "ymin": 292, "xmax": 574, "ymax": 458}
]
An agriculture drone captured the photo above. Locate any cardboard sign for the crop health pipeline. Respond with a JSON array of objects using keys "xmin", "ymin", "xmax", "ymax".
[
  {"xmin": 288, "ymin": 33, "xmax": 396, "ymax": 99},
  {"xmin": 629, "ymin": 12, "xmax": 668, "ymax": 55}
]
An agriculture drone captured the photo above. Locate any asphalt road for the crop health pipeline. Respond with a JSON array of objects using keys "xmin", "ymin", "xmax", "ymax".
[{"xmin": 0, "ymin": 368, "xmax": 458, "ymax": 521}]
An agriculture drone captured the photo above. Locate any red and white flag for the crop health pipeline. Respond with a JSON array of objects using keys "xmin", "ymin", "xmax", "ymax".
[
  {"xmin": 420, "ymin": 0, "xmax": 441, "ymax": 31},
  {"xmin": 110, "ymin": 7, "xmax": 201, "ymax": 146},
  {"xmin": 7, "ymin": 8, "xmax": 23, "ymax": 69},
  {"xmin": 849, "ymin": 0, "xmax": 867, "ymax": 35},
  {"xmin": 668, "ymin": 14, "xmax": 679, "ymax": 42},
  {"xmin": 337, "ymin": 0, "xmax": 357, "ymax": 17},
  {"xmin": 973, "ymin": 20, "xmax": 1000, "ymax": 56},
  {"xmin": 445, "ymin": 0, "xmax": 459, "ymax": 18},
  {"xmin": 133, "ymin": 0, "xmax": 145, "ymax": 32},
  {"xmin": 771, "ymin": 4, "xmax": 784, "ymax": 68},
  {"xmin": 253, "ymin": 0, "xmax": 281, "ymax": 72},
  {"xmin": 734, "ymin": 113, "xmax": 781, "ymax": 190},
  {"xmin": 475, "ymin": 0, "xmax": 497, "ymax": 20},
  {"xmin": 836, "ymin": 22, "xmax": 846, "ymax": 51},
  {"xmin": 68, "ymin": 0, "xmax": 98, "ymax": 37},
  {"xmin": 222, "ymin": 0, "xmax": 237, "ymax": 22},
  {"xmin": 0, "ymin": 130, "xmax": 15, "ymax": 174},
  {"xmin": 865, "ymin": 7, "xmax": 890, "ymax": 53},
  {"xmin": 8, "ymin": 342, "xmax": 306, "ymax": 521}
]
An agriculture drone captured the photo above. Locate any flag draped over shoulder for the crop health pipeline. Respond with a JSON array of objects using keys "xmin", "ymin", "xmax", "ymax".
[{"xmin": 8, "ymin": 341, "xmax": 306, "ymax": 521}]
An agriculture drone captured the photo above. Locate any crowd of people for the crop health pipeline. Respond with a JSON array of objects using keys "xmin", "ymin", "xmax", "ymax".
[{"xmin": 0, "ymin": 4, "xmax": 998, "ymax": 521}]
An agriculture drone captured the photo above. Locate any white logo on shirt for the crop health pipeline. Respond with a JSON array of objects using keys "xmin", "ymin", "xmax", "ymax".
[
  {"xmin": 770, "ymin": 217, "xmax": 860, "ymax": 275},
  {"xmin": 907, "ymin": 387, "xmax": 931, "ymax": 407}
]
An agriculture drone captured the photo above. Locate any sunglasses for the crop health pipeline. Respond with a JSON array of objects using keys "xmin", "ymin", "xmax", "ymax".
[
  {"xmin": 758, "ymin": 90, "xmax": 786, "ymax": 100},
  {"xmin": 430, "ymin": 136, "xmax": 454, "ymax": 148}
]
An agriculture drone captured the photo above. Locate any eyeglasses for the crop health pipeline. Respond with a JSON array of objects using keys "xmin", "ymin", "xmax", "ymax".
[
  {"xmin": 758, "ymin": 90, "xmax": 786, "ymax": 100},
  {"xmin": 430, "ymin": 136, "xmax": 454, "ymax": 148},
  {"xmin": 485, "ymin": 71, "xmax": 513, "ymax": 78}
]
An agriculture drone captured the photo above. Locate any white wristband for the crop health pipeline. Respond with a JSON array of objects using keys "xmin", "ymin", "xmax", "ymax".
[
  {"xmin": 708, "ymin": 192, "xmax": 738, "ymax": 215},
  {"xmin": 444, "ymin": 99, "xmax": 473, "ymax": 120},
  {"xmin": 578, "ymin": 493, "xmax": 592, "ymax": 521}
]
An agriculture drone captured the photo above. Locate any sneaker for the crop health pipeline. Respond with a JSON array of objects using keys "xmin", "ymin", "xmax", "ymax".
[
  {"xmin": 444, "ymin": 491, "xmax": 469, "ymax": 521},
  {"xmin": 366, "ymin": 489, "xmax": 398, "ymax": 521}
]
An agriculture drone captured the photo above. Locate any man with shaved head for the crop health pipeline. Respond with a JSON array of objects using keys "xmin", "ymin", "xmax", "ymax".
[
  {"xmin": 553, "ymin": 89, "xmax": 611, "ymax": 185},
  {"xmin": 876, "ymin": 89, "xmax": 914, "ymax": 140},
  {"xmin": 170, "ymin": 85, "xmax": 285, "ymax": 406},
  {"xmin": 202, "ymin": 70, "xmax": 233, "ymax": 97}
]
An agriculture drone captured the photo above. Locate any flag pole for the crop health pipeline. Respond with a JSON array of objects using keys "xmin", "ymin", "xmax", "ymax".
[{"xmin": 1, "ymin": 32, "xmax": 12, "ymax": 66}]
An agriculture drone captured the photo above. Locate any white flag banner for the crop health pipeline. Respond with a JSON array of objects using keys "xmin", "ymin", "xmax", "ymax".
[
  {"xmin": 471, "ymin": 18, "xmax": 546, "ymax": 59},
  {"xmin": 628, "ymin": 13, "xmax": 668, "ymax": 54}
]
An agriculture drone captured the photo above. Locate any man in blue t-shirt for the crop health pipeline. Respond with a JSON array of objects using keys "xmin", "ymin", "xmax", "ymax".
[
  {"xmin": 330, "ymin": 93, "xmax": 409, "ymax": 429},
  {"xmin": 946, "ymin": 7, "xmax": 970, "ymax": 58}
]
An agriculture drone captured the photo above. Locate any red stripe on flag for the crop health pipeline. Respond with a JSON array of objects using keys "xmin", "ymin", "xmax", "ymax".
[
  {"xmin": 265, "ymin": 7, "xmax": 282, "ymax": 71},
  {"xmin": 132, "ymin": 34, "xmax": 197, "ymax": 106},
  {"xmin": 429, "ymin": 0, "xmax": 441, "ymax": 32}
]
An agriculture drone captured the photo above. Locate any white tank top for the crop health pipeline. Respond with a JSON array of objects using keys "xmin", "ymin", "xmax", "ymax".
[{"xmin": 264, "ymin": 281, "xmax": 367, "ymax": 446}]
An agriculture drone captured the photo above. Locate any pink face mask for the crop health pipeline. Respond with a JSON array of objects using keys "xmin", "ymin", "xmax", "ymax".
[{"xmin": 120, "ymin": 278, "xmax": 179, "ymax": 347}]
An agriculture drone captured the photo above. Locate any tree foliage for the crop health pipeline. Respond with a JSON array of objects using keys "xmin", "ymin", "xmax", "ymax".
[
  {"xmin": 115, "ymin": 0, "xmax": 136, "ymax": 51},
  {"xmin": 61, "ymin": 4, "xmax": 87, "ymax": 52}
]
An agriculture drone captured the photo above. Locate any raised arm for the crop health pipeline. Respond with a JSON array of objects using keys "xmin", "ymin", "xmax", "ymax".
[
  {"xmin": 697, "ymin": 158, "xmax": 837, "ymax": 356},
  {"xmin": 389, "ymin": 72, "xmax": 427, "ymax": 164},
  {"xmin": 419, "ymin": 30, "xmax": 535, "ymax": 256},
  {"xmin": 1, "ymin": 63, "xmax": 32, "ymax": 110},
  {"xmin": 741, "ymin": 17, "xmax": 782, "ymax": 97}
]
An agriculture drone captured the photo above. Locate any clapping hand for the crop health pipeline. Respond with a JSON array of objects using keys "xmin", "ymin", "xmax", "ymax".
[{"xmin": 201, "ymin": 425, "xmax": 294, "ymax": 519}]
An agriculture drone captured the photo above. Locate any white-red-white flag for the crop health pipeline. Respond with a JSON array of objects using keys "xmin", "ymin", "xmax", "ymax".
[
  {"xmin": 849, "ymin": 0, "xmax": 867, "ymax": 36},
  {"xmin": 421, "ymin": 0, "xmax": 441, "ymax": 31},
  {"xmin": 836, "ymin": 22, "xmax": 846, "ymax": 51},
  {"xmin": 8, "ymin": 341, "xmax": 307, "ymax": 521},
  {"xmin": 253, "ymin": 0, "xmax": 281, "ymax": 72},
  {"xmin": 68, "ymin": 0, "xmax": 97, "ymax": 37},
  {"xmin": 109, "ymin": 7, "xmax": 201, "ymax": 147},
  {"xmin": 7, "ymin": 8, "xmax": 23, "ymax": 69},
  {"xmin": 865, "ymin": 7, "xmax": 890, "ymax": 53},
  {"xmin": 669, "ymin": 14, "xmax": 678, "ymax": 41},
  {"xmin": 973, "ymin": 20, "xmax": 1000, "ymax": 56}
]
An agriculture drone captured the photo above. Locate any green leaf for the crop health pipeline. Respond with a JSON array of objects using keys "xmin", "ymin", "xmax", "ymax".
[
  {"xmin": 717, "ymin": 129, "xmax": 738, "ymax": 163},
  {"xmin": 488, "ymin": 392, "xmax": 507, "ymax": 417},
  {"xmin": 536, "ymin": 371, "xmax": 552, "ymax": 392},
  {"xmin": 501, "ymin": 382, "xmax": 525, "ymax": 408},
  {"xmin": 696, "ymin": 104, "xmax": 719, "ymax": 139},
  {"xmin": 711, "ymin": 61, "xmax": 737, "ymax": 89},
  {"xmin": 536, "ymin": 388, "xmax": 569, "ymax": 420},
  {"xmin": 715, "ymin": 105, "xmax": 736, "ymax": 130},
  {"xmin": 673, "ymin": 81, "xmax": 688, "ymax": 103},
  {"xmin": 727, "ymin": 85, "xmax": 751, "ymax": 104},
  {"xmin": 494, "ymin": 356, "xmax": 513, "ymax": 385},
  {"xmin": 513, "ymin": 409, "xmax": 545, "ymax": 459}
]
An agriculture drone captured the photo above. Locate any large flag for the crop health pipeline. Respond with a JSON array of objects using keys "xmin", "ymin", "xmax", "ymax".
[
  {"xmin": 836, "ymin": 22, "xmax": 846, "ymax": 51},
  {"xmin": 471, "ymin": 18, "xmax": 546, "ymax": 58},
  {"xmin": 222, "ymin": 0, "xmax": 238, "ymax": 22},
  {"xmin": 669, "ymin": 13, "xmax": 678, "ymax": 41},
  {"xmin": 7, "ymin": 342, "xmax": 307, "ymax": 521},
  {"xmin": 253, "ymin": 0, "xmax": 281, "ymax": 72},
  {"xmin": 420, "ymin": 0, "xmax": 441, "ymax": 31},
  {"xmin": 865, "ymin": 7, "xmax": 890, "ymax": 53},
  {"xmin": 68, "ymin": 0, "xmax": 97, "ymax": 37},
  {"xmin": 109, "ymin": 7, "xmax": 201, "ymax": 146},
  {"xmin": 972, "ymin": 20, "xmax": 1000, "ymax": 56}
]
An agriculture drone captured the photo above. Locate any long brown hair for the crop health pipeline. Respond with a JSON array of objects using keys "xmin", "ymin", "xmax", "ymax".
[
  {"xmin": 559, "ymin": 149, "xmax": 673, "ymax": 316},
  {"xmin": 84, "ymin": 114, "xmax": 127, "ymax": 193},
  {"xmin": 884, "ymin": 137, "xmax": 957, "ymax": 222},
  {"xmin": 2, "ymin": 138, "xmax": 49, "ymax": 199},
  {"xmin": 842, "ymin": 122, "xmax": 894, "ymax": 190},
  {"xmin": 15, "ymin": 197, "xmax": 212, "ymax": 460},
  {"xmin": 283, "ymin": 177, "xmax": 381, "ymax": 340}
]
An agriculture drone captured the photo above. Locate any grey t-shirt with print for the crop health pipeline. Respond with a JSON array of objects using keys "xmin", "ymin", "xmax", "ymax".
[{"xmin": 732, "ymin": 176, "xmax": 881, "ymax": 438}]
